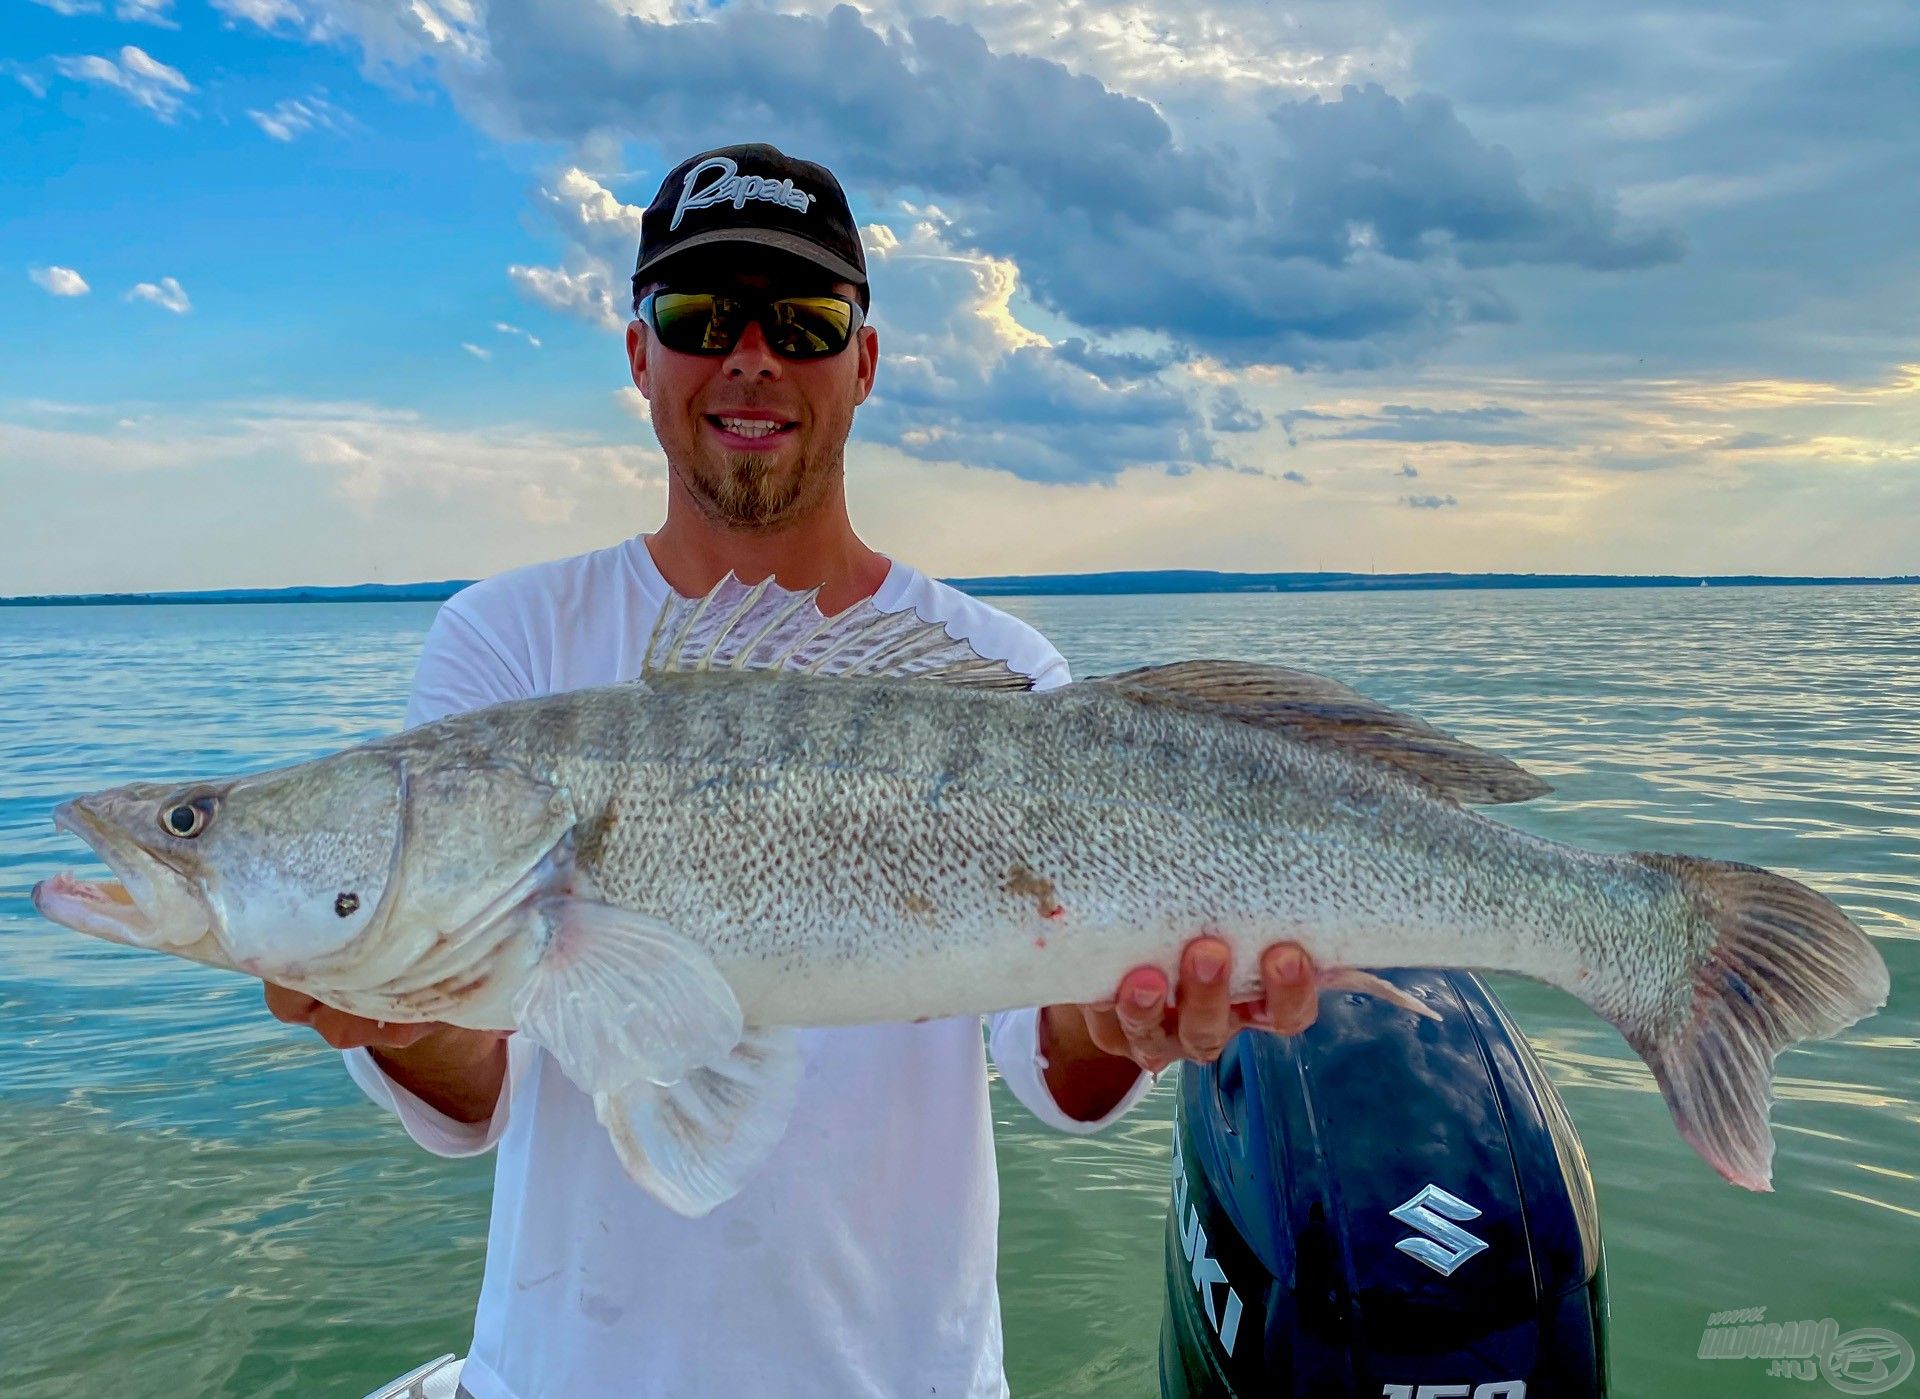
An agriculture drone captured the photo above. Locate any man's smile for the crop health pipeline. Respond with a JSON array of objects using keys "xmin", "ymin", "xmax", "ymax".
[{"xmin": 705, "ymin": 412, "xmax": 799, "ymax": 449}]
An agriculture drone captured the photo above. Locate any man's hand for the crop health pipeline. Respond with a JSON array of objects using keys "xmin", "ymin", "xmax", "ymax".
[
  {"xmin": 1080, "ymin": 937, "xmax": 1318, "ymax": 1075},
  {"xmin": 263, "ymin": 982, "xmax": 444, "ymax": 1051},
  {"xmin": 1039, "ymin": 938, "xmax": 1318, "ymax": 1121},
  {"xmin": 263, "ymin": 982, "xmax": 511, "ymax": 1124}
]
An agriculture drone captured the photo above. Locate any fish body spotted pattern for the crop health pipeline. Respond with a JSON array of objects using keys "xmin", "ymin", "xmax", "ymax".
[{"xmin": 397, "ymin": 673, "xmax": 1680, "ymax": 1034}]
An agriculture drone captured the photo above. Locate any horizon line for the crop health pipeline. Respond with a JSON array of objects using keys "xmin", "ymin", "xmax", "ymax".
[{"xmin": 5, "ymin": 567, "xmax": 1919, "ymax": 607}]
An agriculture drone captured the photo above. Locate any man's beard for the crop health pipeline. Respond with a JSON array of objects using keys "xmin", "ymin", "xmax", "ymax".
[{"xmin": 677, "ymin": 443, "xmax": 840, "ymax": 532}]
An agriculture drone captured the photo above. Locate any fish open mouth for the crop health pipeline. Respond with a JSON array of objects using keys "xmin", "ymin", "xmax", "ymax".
[
  {"xmin": 31, "ymin": 870, "xmax": 151, "ymax": 940},
  {"xmin": 31, "ymin": 800, "xmax": 207, "ymax": 949}
]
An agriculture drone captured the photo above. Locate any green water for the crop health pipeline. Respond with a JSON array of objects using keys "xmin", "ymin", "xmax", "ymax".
[{"xmin": 1, "ymin": 586, "xmax": 1914, "ymax": 1396}]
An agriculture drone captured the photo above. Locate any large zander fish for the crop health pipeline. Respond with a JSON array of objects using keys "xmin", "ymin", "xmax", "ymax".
[{"xmin": 32, "ymin": 577, "xmax": 1890, "ymax": 1215}]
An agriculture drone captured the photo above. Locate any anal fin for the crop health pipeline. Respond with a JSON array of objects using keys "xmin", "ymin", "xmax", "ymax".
[{"xmin": 596, "ymin": 1027, "xmax": 804, "ymax": 1218}]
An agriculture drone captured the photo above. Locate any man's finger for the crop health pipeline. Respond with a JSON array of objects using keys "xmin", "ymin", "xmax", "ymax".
[
  {"xmin": 308, "ymin": 1005, "xmax": 434, "ymax": 1052},
  {"xmin": 1081, "ymin": 1004, "xmax": 1132, "ymax": 1059},
  {"xmin": 1113, "ymin": 968, "xmax": 1182, "ymax": 1067},
  {"xmin": 262, "ymin": 982, "xmax": 319, "ymax": 1026},
  {"xmin": 1262, "ymin": 942, "xmax": 1319, "ymax": 1036},
  {"xmin": 1175, "ymin": 937, "xmax": 1233, "ymax": 1061}
]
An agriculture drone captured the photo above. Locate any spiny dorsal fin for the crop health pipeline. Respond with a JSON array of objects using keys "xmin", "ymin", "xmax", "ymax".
[
  {"xmin": 641, "ymin": 572, "xmax": 1032, "ymax": 690},
  {"xmin": 1093, "ymin": 660, "xmax": 1550, "ymax": 805}
]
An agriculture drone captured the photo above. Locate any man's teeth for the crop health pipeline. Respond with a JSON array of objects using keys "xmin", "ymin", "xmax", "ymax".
[{"xmin": 716, "ymin": 417, "xmax": 788, "ymax": 438}]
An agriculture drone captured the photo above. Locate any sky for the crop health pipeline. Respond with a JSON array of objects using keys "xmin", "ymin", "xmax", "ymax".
[{"xmin": 5, "ymin": 0, "xmax": 1919, "ymax": 594}]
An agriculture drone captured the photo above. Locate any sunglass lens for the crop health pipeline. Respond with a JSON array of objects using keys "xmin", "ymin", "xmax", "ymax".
[
  {"xmin": 767, "ymin": 297, "xmax": 857, "ymax": 357},
  {"xmin": 648, "ymin": 292, "xmax": 859, "ymax": 358},
  {"xmin": 650, "ymin": 292, "xmax": 736, "ymax": 353}
]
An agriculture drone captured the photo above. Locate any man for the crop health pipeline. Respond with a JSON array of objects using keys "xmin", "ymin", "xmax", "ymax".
[{"xmin": 266, "ymin": 144, "xmax": 1318, "ymax": 1398}]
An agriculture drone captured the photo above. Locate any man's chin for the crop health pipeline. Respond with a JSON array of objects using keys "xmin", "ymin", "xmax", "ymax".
[{"xmin": 689, "ymin": 459, "xmax": 813, "ymax": 529}]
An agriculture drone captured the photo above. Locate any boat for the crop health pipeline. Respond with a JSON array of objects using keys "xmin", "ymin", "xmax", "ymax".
[{"xmin": 361, "ymin": 1353, "xmax": 463, "ymax": 1399}]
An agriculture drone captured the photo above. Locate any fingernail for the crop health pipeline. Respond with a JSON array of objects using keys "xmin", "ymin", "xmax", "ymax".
[
  {"xmin": 1129, "ymin": 985, "xmax": 1159, "ymax": 1009},
  {"xmin": 1191, "ymin": 947, "xmax": 1226, "ymax": 983},
  {"xmin": 1274, "ymin": 947, "xmax": 1303, "ymax": 980}
]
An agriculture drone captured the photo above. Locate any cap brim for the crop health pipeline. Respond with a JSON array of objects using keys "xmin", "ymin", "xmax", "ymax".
[{"xmin": 634, "ymin": 227, "xmax": 866, "ymax": 288}]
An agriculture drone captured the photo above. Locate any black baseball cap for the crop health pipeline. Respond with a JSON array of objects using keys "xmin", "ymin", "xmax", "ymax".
[{"xmin": 632, "ymin": 143, "xmax": 869, "ymax": 306}]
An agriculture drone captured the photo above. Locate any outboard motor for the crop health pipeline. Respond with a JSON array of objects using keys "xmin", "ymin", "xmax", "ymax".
[{"xmin": 1160, "ymin": 969, "xmax": 1608, "ymax": 1399}]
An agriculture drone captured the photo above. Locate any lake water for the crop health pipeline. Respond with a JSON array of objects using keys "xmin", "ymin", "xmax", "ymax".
[{"xmin": 1, "ymin": 585, "xmax": 1915, "ymax": 1397}]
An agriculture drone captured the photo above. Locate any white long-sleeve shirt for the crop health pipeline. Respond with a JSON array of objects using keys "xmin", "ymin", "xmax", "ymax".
[{"xmin": 344, "ymin": 535, "xmax": 1148, "ymax": 1399}]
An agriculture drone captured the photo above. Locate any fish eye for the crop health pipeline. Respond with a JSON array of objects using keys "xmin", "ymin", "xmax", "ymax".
[{"xmin": 159, "ymin": 795, "xmax": 216, "ymax": 839}]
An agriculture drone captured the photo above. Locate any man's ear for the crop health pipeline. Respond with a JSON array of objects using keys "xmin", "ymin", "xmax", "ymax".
[
  {"xmin": 626, "ymin": 320, "xmax": 650, "ymax": 398},
  {"xmin": 853, "ymin": 323, "xmax": 878, "ymax": 406}
]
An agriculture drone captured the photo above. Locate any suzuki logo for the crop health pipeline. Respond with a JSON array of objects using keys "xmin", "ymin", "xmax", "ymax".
[
  {"xmin": 1389, "ymin": 1184, "xmax": 1489, "ymax": 1277},
  {"xmin": 1171, "ymin": 1131, "xmax": 1245, "ymax": 1355}
]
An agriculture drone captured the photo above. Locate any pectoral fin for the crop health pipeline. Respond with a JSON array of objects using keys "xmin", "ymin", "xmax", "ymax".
[
  {"xmin": 596, "ymin": 1027, "xmax": 804, "ymax": 1217},
  {"xmin": 511, "ymin": 896, "xmax": 743, "ymax": 1096}
]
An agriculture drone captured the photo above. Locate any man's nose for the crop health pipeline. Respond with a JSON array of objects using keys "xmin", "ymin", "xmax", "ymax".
[{"xmin": 723, "ymin": 318, "xmax": 782, "ymax": 378}]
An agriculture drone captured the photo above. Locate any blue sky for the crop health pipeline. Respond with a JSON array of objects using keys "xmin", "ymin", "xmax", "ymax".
[{"xmin": 5, "ymin": 0, "xmax": 1918, "ymax": 593}]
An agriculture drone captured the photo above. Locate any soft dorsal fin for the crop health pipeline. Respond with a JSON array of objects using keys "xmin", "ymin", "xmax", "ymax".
[
  {"xmin": 641, "ymin": 572, "xmax": 1032, "ymax": 690},
  {"xmin": 1093, "ymin": 660, "xmax": 1550, "ymax": 806}
]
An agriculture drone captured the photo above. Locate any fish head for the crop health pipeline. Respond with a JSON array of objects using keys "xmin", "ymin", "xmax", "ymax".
[{"xmin": 33, "ymin": 749, "xmax": 405, "ymax": 977}]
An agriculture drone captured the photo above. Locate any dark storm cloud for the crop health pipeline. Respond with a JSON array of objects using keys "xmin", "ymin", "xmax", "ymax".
[
  {"xmin": 1051, "ymin": 338, "xmax": 1187, "ymax": 384},
  {"xmin": 858, "ymin": 341, "xmax": 1215, "ymax": 482},
  {"xmin": 1281, "ymin": 402, "xmax": 1547, "ymax": 446},
  {"xmin": 1327, "ymin": 404, "xmax": 1547, "ymax": 445},
  {"xmin": 1386, "ymin": 0, "xmax": 1920, "ymax": 379},
  {"xmin": 1267, "ymin": 84, "xmax": 1683, "ymax": 272},
  {"xmin": 452, "ymin": 2, "xmax": 1677, "ymax": 369},
  {"xmin": 1210, "ymin": 389, "xmax": 1265, "ymax": 433}
]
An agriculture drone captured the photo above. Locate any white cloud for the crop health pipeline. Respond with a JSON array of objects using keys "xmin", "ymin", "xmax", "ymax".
[
  {"xmin": 498, "ymin": 169, "xmax": 649, "ymax": 336},
  {"xmin": 29, "ymin": 266, "xmax": 90, "ymax": 297},
  {"xmin": 209, "ymin": 0, "xmax": 307, "ymax": 31},
  {"xmin": 7, "ymin": 64, "xmax": 50, "ymax": 99},
  {"xmin": 114, "ymin": 0, "xmax": 177, "ymax": 26},
  {"xmin": 541, "ymin": 167, "xmax": 646, "ymax": 249},
  {"xmin": 52, "ymin": 46, "xmax": 191, "ymax": 121},
  {"xmin": 0, "ymin": 398, "xmax": 667, "ymax": 593},
  {"xmin": 31, "ymin": 0, "xmax": 102, "ymax": 12},
  {"xmin": 247, "ymin": 91, "xmax": 356, "ymax": 141},
  {"xmin": 4, "ymin": 364, "xmax": 1918, "ymax": 593},
  {"xmin": 507, "ymin": 261, "xmax": 625, "ymax": 332},
  {"xmin": 207, "ymin": 0, "xmax": 483, "ymax": 64},
  {"xmin": 461, "ymin": 342, "xmax": 491, "ymax": 360},
  {"xmin": 126, "ymin": 276, "xmax": 191, "ymax": 313},
  {"xmin": 494, "ymin": 321, "xmax": 542, "ymax": 348}
]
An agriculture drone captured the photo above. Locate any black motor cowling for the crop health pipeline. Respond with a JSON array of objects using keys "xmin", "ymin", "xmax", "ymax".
[{"xmin": 1160, "ymin": 969, "xmax": 1608, "ymax": 1399}]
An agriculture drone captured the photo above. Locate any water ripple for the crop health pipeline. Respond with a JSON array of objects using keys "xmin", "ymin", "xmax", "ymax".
[{"xmin": 2, "ymin": 589, "xmax": 1915, "ymax": 1397}]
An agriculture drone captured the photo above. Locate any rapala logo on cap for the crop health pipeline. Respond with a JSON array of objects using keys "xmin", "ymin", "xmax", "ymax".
[{"xmin": 671, "ymin": 156, "xmax": 815, "ymax": 230}]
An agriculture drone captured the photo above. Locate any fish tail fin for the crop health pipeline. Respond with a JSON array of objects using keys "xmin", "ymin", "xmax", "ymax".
[{"xmin": 1621, "ymin": 852, "xmax": 1888, "ymax": 1191}]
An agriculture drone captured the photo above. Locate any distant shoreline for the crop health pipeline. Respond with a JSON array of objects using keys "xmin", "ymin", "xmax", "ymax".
[{"xmin": 4, "ymin": 569, "xmax": 1917, "ymax": 607}]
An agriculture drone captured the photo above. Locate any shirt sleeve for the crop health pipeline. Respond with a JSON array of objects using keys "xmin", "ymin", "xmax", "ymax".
[
  {"xmin": 343, "ymin": 600, "xmax": 533, "ymax": 1156},
  {"xmin": 986, "ymin": 1006, "xmax": 1153, "ymax": 1135}
]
